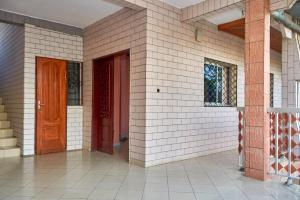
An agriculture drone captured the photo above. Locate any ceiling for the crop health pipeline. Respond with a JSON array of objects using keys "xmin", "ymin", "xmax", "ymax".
[
  {"xmin": 218, "ymin": 18, "xmax": 282, "ymax": 53},
  {"xmin": 163, "ymin": 0, "xmax": 205, "ymax": 8},
  {"xmin": 0, "ymin": 0, "xmax": 122, "ymax": 28},
  {"xmin": 205, "ymin": 7, "xmax": 244, "ymax": 25}
]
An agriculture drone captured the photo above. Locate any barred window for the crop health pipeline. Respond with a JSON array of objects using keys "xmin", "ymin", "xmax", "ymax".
[
  {"xmin": 204, "ymin": 58, "xmax": 237, "ymax": 107},
  {"xmin": 67, "ymin": 61, "xmax": 82, "ymax": 106},
  {"xmin": 270, "ymin": 73, "xmax": 274, "ymax": 107}
]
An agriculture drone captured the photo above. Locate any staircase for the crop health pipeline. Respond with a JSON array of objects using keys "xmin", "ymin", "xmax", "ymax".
[{"xmin": 0, "ymin": 98, "xmax": 20, "ymax": 158}]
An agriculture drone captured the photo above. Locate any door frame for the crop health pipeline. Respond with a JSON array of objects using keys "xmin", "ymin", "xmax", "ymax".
[
  {"xmin": 35, "ymin": 56, "xmax": 68, "ymax": 155},
  {"xmin": 91, "ymin": 50, "xmax": 130, "ymax": 152}
]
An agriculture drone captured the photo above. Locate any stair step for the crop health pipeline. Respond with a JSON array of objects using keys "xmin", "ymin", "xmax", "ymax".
[
  {"xmin": 0, "ymin": 105, "xmax": 4, "ymax": 112},
  {"xmin": 0, "ymin": 137, "xmax": 17, "ymax": 147},
  {"xmin": 0, "ymin": 113, "xmax": 7, "ymax": 120},
  {"xmin": 0, "ymin": 147, "xmax": 20, "ymax": 158},
  {"xmin": 0, "ymin": 121, "xmax": 10, "ymax": 129},
  {"xmin": 0, "ymin": 129, "xmax": 13, "ymax": 138}
]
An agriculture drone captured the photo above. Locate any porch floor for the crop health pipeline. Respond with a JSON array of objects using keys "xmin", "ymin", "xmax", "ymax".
[{"xmin": 0, "ymin": 150, "xmax": 300, "ymax": 200}]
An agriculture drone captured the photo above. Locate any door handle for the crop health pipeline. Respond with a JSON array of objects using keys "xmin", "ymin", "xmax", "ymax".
[{"xmin": 38, "ymin": 100, "xmax": 45, "ymax": 110}]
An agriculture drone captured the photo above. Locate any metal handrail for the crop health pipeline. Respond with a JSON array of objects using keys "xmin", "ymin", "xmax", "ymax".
[
  {"xmin": 267, "ymin": 108, "xmax": 300, "ymax": 185},
  {"xmin": 268, "ymin": 107, "xmax": 300, "ymax": 114},
  {"xmin": 238, "ymin": 107, "xmax": 300, "ymax": 184}
]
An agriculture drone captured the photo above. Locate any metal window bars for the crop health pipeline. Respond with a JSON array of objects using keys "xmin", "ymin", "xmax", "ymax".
[
  {"xmin": 67, "ymin": 61, "xmax": 83, "ymax": 106},
  {"xmin": 204, "ymin": 58, "xmax": 237, "ymax": 107}
]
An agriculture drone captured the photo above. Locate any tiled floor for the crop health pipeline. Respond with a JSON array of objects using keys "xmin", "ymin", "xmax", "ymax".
[{"xmin": 0, "ymin": 150, "xmax": 300, "ymax": 200}]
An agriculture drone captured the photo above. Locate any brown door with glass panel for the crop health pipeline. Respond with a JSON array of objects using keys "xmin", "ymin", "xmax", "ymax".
[{"xmin": 36, "ymin": 57, "xmax": 67, "ymax": 155}]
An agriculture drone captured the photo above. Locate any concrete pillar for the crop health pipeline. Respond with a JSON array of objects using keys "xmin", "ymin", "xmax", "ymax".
[{"xmin": 244, "ymin": 0, "xmax": 271, "ymax": 180}]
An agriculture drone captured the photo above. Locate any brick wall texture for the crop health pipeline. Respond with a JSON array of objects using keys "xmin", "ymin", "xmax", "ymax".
[
  {"xmin": 23, "ymin": 24, "xmax": 83, "ymax": 155},
  {"xmin": 282, "ymin": 36, "xmax": 300, "ymax": 107},
  {"xmin": 0, "ymin": 0, "xmax": 285, "ymax": 165},
  {"xmin": 83, "ymin": 0, "xmax": 283, "ymax": 167},
  {"xmin": 83, "ymin": 8, "xmax": 148, "ymax": 166}
]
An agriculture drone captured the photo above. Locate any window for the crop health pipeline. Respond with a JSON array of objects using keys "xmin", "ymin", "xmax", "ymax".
[
  {"xmin": 270, "ymin": 73, "xmax": 274, "ymax": 107},
  {"xmin": 204, "ymin": 58, "xmax": 237, "ymax": 107},
  {"xmin": 67, "ymin": 61, "xmax": 82, "ymax": 106},
  {"xmin": 297, "ymin": 81, "xmax": 300, "ymax": 108}
]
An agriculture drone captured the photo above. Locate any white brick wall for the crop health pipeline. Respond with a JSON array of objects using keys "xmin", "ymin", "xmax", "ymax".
[
  {"xmin": 0, "ymin": 23, "xmax": 24, "ymax": 147},
  {"xmin": 271, "ymin": 50, "xmax": 282, "ymax": 108},
  {"xmin": 67, "ymin": 106, "xmax": 83, "ymax": 150},
  {"xmin": 282, "ymin": 36, "xmax": 300, "ymax": 107},
  {"xmin": 23, "ymin": 24, "xmax": 83, "ymax": 155},
  {"xmin": 143, "ymin": 2, "xmax": 282, "ymax": 166},
  {"xmin": 83, "ymin": 8, "xmax": 148, "ymax": 165},
  {"xmin": 83, "ymin": 1, "xmax": 283, "ymax": 167}
]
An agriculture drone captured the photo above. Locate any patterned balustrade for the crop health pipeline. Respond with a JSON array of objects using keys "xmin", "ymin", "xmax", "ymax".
[
  {"xmin": 237, "ymin": 107, "xmax": 244, "ymax": 170},
  {"xmin": 268, "ymin": 108, "xmax": 300, "ymax": 183}
]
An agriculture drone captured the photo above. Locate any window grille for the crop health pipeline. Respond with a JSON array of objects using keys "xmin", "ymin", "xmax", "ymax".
[
  {"xmin": 67, "ymin": 61, "xmax": 82, "ymax": 106},
  {"xmin": 270, "ymin": 73, "xmax": 274, "ymax": 107},
  {"xmin": 204, "ymin": 58, "xmax": 237, "ymax": 107}
]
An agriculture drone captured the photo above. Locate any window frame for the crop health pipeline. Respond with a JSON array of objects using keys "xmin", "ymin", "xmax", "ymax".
[
  {"xmin": 204, "ymin": 58, "xmax": 237, "ymax": 107},
  {"xmin": 67, "ymin": 61, "xmax": 83, "ymax": 106}
]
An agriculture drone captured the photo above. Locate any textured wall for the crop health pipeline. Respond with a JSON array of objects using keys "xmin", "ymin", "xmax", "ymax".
[
  {"xmin": 144, "ymin": 2, "xmax": 281, "ymax": 166},
  {"xmin": 0, "ymin": 23, "xmax": 24, "ymax": 148},
  {"xmin": 83, "ymin": 1, "xmax": 282, "ymax": 167},
  {"xmin": 282, "ymin": 36, "xmax": 300, "ymax": 107},
  {"xmin": 271, "ymin": 50, "xmax": 283, "ymax": 108},
  {"xmin": 23, "ymin": 24, "xmax": 83, "ymax": 155},
  {"xmin": 83, "ymin": 8, "xmax": 148, "ymax": 165},
  {"xmin": 67, "ymin": 106, "xmax": 83, "ymax": 150}
]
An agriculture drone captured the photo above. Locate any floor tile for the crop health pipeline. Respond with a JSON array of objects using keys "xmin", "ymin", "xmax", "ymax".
[
  {"xmin": 115, "ymin": 190, "xmax": 143, "ymax": 200},
  {"xmin": 169, "ymin": 192, "xmax": 196, "ymax": 200},
  {"xmin": 142, "ymin": 191, "xmax": 169, "ymax": 200},
  {"xmin": 0, "ymin": 150, "xmax": 300, "ymax": 200}
]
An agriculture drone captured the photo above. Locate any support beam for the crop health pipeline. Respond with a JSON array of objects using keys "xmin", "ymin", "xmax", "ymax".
[
  {"xmin": 181, "ymin": 0, "xmax": 244, "ymax": 23},
  {"xmin": 244, "ymin": 0, "xmax": 271, "ymax": 180}
]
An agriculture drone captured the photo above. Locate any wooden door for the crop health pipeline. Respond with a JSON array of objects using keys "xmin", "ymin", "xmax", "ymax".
[
  {"xmin": 36, "ymin": 57, "xmax": 67, "ymax": 155},
  {"xmin": 92, "ymin": 57, "xmax": 114, "ymax": 154}
]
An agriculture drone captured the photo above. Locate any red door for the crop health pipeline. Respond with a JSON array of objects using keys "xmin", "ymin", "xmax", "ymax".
[
  {"xmin": 92, "ymin": 57, "xmax": 114, "ymax": 154},
  {"xmin": 36, "ymin": 57, "xmax": 67, "ymax": 155}
]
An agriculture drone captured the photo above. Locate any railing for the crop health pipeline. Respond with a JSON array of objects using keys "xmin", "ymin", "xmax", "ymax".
[
  {"xmin": 268, "ymin": 108, "xmax": 300, "ymax": 184},
  {"xmin": 237, "ymin": 107, "xmax": 300, "ymax": 184},
  {"xmin": 237, "ymin": 107, "xmax": 245, "ymax": 170}
]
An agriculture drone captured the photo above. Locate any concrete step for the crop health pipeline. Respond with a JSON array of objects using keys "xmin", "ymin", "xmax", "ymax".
[
  {"xmin": 0, "ymin": 105, "xmax": 4, "ymax": 113},
  {"xmin": 0, "ymin": 137, "xmax": 17, "ymax": 148},
  {"xmin": 0, "ymin": 129, "xmax": 13, "ymax": 139},
  {"xmin": 0, "ymin": 147, "xmax": 20, "ymax": 158},
  {"xmin": 0, "ymin": 121, "xmax": 10, "ymax": 129},
  {"xmin": 0, "ymin": 113, "xmax": 7, "ymax": 120}
]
